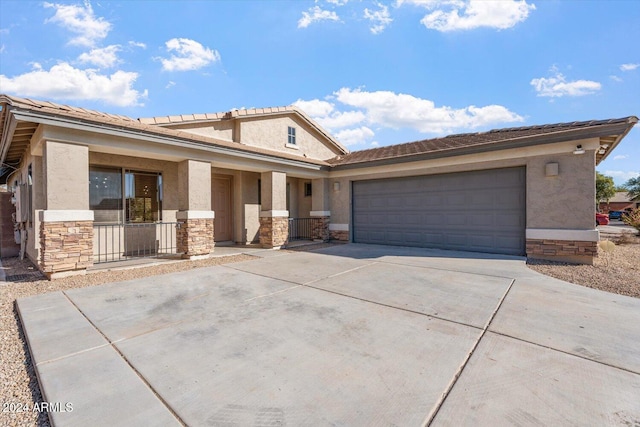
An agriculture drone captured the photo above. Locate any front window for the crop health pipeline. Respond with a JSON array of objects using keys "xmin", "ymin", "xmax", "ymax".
[
  {"xmin": 90, "ymin": 166, "xmax": 123, "ymax": 224},
  {"xmin": 125, "ymin": 170, "xmax": 162, "ymax": 223},
  {"xmin": 287, "ymin": 126, "xmax": 296, "ymax": 145},
  {"xmin": 89, "ymin": 166, "xmax": 162, "ymax": 224}
]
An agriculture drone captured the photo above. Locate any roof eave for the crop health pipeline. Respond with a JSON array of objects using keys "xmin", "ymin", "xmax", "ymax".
[
  {"xmin": 596, "ymin": 116, "xmax": 638, "ymax": 165},
  {"xmin": 8, "ymin": 109, "xmax": 331, "ymax": 171},
  {"xmin": 331, "ymin": 120, "xmax": 636, "ymax": 171}
]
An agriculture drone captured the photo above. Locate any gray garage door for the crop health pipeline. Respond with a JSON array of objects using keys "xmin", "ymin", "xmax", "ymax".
[{"xmin": 352, "ymin": 167, "xmax": 526, "ymax": 255}]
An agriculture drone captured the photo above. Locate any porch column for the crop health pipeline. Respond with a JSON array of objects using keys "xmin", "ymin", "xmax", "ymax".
[
  {"xmin": 310, "ymin": 178, "xmax": 330, "ymax": 242},
  {"xmin": 259, "ymin": 171, "xmax": 289, "ymax": 249},
  {"xmin": 40, "ymin": 141, "xmax": 93, "ymax": 279},
  {"xmin": 176, "ymin": 160, "xmax": 214, "ymax": 258}
]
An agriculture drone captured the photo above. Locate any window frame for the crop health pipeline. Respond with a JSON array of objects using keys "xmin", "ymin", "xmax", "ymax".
[{"xmin": 287, "ymin": 126, "xmax": 297, "ymax": 146}]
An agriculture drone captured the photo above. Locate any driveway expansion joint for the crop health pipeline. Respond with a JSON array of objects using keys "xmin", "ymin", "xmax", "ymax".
[
  {"xmin": 61, "ymin": 291, "xmax": 188, "ymax": 427},
  {"xmin": 423, "ymin": 278, "xmax": 517, "ymax": 426},
  {"xmin": 485, "ymin": 330, "xmax": 640, "ymax": 377}
]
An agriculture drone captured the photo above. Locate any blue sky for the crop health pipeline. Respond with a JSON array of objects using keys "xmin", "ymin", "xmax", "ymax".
[{"xmin": 0, "ymin": 0, "xmax": 638, "ymax": 184}]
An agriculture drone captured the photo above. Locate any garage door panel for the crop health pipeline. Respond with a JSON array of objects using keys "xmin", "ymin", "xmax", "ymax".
[{"xmin": 352, "ymin": 168, "xmax": 525, "ymax": 256}]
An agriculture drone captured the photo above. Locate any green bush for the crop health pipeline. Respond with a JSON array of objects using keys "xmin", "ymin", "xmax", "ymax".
[{"xmin": 622, "ymin": 208, "xmax": 640, "ymax": 233}]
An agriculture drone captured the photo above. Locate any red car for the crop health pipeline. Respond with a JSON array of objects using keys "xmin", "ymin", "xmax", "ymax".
[{"xmin": 596, "ymin": 213, "xmax": 609, "ymax": 226}]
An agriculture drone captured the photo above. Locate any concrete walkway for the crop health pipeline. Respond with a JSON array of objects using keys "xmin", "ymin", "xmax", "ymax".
[{"xmin": 16, "ymin": 244, "xmax": 640, "ymax": 426}]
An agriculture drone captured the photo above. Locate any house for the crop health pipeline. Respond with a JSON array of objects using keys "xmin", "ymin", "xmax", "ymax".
[
  {"xmin": 0, "ymin": 94, "xmax": 636, "ymax": 277},
  {"xmin": 599, "ymin": 191, "xmax": 638, "ymax": 213}
]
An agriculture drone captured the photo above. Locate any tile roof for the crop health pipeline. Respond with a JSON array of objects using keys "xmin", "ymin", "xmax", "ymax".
[
  {"xmin": 329, "ymin": 117, "xmax": 638, "ymax": 167},
  {"xmin": 139, "ymin": 105, "xmax": 349, "ymax": 155},
  {"xmin": 0, "ymin": 95, "xmax": 331, "ymax": 167}
]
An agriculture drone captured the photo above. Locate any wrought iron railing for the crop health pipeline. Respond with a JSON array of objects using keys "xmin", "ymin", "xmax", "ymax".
[
  {"xmin": 288, "ymin": 217, "xmax": 323, "ymax": 241},
  {"xmin": 93, "ymin": 222, "xmax": 181, "ymax": 263}
]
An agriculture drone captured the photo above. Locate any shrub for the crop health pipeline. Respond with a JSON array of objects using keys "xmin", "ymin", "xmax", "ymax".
[{"xmin": 622, "ymin": 208, "xmax": 640, "ymax": 233}]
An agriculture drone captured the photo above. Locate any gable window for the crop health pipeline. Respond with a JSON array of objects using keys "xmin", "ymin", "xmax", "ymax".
[
  {"xmin": 287, "ymin": 126, "xmax": 296, "ymax": 145},
  {"xmin": 304, "ymin": 182, "xmax": 312, "ymax": 197}
]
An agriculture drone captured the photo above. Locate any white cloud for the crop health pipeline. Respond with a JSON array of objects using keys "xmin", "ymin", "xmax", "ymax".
[
  {"xmin": 165, "ymin": 81, "xmax": 176, "ymax": 89},
  {"xmin": 334, "ymin": 87, "xmax": 523, "ymax": 133},
  {"xmin": 401, "ymin": 0, "xmax": 535, "ymax": 32},
  {"xmin": 298, "ymin": 6, "xmax": 340, "ymax": 28},
  {"xmin": 296, "ymin": 87, "xmax": 524, "ymax": 148},
  {"xmin": 364, "ymin": 4, "xmax": 393, "ymax": 34},
  {"xmin": 159, "ymin": 38, "xmax": 220, "ymax": 72},
  {"xmin": 0, "ymin": 62, "xmax": 147, "ymax": 107},
  {"xmin": 620, "ymin": 63, "xmax": 639, "ymax": 72},
  {"xmin": 530, "ymin": 68, "xmax": 601, "ymax": 97},
  {"xmin": 603, "ymin": 170, "xmax": 640, "ymax": 182},
  {"xmin": 335, "ymin": 126, "xmax": 375, "ymax": 146},
  {"xmin": 609, "ymin": 75, "xmax": 623, "ymax": 82},
  {"xmin": 326, "ymin": 0, "xmax": 349, "ymax": 5},
  {"xmin": 293, "ymin": 98, "xmax": 366, "ymax": 129},
  {"xmin": 317, "ymin": 110, "xmax": 367, "ymax": 130},
  {"xmin": 613, "ymin": 155, "xmax": 629, "ymax": 160},
  {"xmin": 44, "ymin": 1, "xmax": 111, "ymax": 47},
  {"xmin": 77, "ymin": 45, "xmax": 120, "ymax": 68},
  {"xmin": 128, "ymin": 41, "xmax": 147, "ymax": 49},
  {"xmin": 293, "ymin": 99, "xmax": 334, "ymax": 117},
  {"xmin": 0, "ymin": 45, "xmax": 5, "ymax": 54}
]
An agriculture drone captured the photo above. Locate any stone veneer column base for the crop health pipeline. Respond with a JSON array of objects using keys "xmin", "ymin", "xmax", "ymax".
[
  {"xmin": 176, "ymin": 213, "xmax": 215, "ymax": 258},
  {"xmin": 39, "ymin": 212, "xmax": 94, "ymax": 279},
  {"xmin": 329, "ymin": 230, "xmax": 349, "ymax": 242},
  {"xmin": 259, "ymin": 216, "xmax": 289, "ymax": 249},
  {"xmin": 311, "ymin": 216, "xmax": 330, "ymax": 242},
  {"xmin": 526, "ymin": 239, "xmax": 598, "ymax": 265}
]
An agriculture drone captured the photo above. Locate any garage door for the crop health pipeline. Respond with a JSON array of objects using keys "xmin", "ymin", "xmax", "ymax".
[{"xmin": 352, "ymin": 167, "xmax": 526, "ymax": 255}]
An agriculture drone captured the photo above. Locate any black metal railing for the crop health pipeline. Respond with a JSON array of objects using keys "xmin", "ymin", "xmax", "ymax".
[
  {"xmin": 288, "ymin": 217, "xmax": 323, "ymax": 241},
  {"xmin": 93, "ymin": 222, "xmax": 181, "ymax": 263}
]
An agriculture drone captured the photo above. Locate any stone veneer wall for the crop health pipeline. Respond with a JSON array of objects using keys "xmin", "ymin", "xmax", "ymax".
[
  {"xmin": 330, "ymin": 230, "xmax": 349, "ymax": 242},
  {"xmin": 526, "ymin": 239, "xmax": 598, "ymax": 258},
  {"xmin": 259, "ymin": 216, "xmax": 289, "ymax": 248},
  {"xmin": 40, "ymin": 220, "xmax": 93, "ymax": 276},
  {"xmin": 177, "ymin": 218, "xmax": 214, "ymax": 257},
  {"xmin": 311, "ymin": 217, "xmax": 330, "ymax": 242}
]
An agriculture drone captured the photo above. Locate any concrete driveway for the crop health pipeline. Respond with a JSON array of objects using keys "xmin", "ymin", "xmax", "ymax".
[{"xmin": 17, "ymin": 244, "xmax": 640, "ymax": 426}]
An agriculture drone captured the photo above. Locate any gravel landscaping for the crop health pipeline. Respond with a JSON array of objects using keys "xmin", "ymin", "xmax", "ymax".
[{"xmin": 528, "ymin": 234, "xmax": 640, "ymax": 299}]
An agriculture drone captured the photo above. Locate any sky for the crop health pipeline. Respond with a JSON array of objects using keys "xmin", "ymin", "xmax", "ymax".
[{"xmin": 0, "ymin": 0, "xmax": 638, "ymax": 185}]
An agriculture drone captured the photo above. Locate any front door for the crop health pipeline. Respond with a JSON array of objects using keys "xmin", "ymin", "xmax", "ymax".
[{"xmin": 212, "ymin": 176, "xmax": 232, "ymax": 242}]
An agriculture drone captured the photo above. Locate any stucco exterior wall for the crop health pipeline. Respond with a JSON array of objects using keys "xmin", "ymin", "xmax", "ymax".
[
  {"xmin": 240, "ymin": 116, "xmax": 339, "ymax": 160},
  {"xmin": 168, "ymin": 121, "xmax": 234, "ymax": 141},
  {"xmin": 242, "ymin": 171, "xmax": 261, "ymax": 243},
  {"xmin": 526, "ymin": 151, "xmax": 596, "ymax": 229},
  {"xmin": 298, "ymin": 180, "xmax": 312, "ymax": 217},
  {"xmin": 43, "ymin": 141, "xmax": 89, "ymax": 210},
  {"xmin": 178, "ymin": 160, "xmax": 211, "ymax": 211}
]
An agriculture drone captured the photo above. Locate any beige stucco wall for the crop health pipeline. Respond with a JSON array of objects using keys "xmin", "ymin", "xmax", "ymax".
[
  {"xmin": 329, "ymin": 177, "xmax": 352, "ymax": 225},
  {"xmin": 298, "ymin": 180, "xmax": 312, "ymax": 217},
  {"xmin": 312, "ymin": 178, "xmax": 330, "ymax": 213},
  {"xmin": 168, "ymin": 121, "xmax": 234, "ymax": 141},
  {"xmin": 240, "ymin": 116, "xmax": 339, "ymax": 161},
  {"xmin": 261, "ymin": 171, "xmax": 287, "ymax": 211},
  {"xmin": 526, "ymin": 150, "xmax": 596, "ymax": 229},
  {"xmin": 178, "ymin": 160, "xmax": 211, "ymax": 211},
  {"xmin": 43, "ymin": 141, "xmax": 89, "ymax": 210}
]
